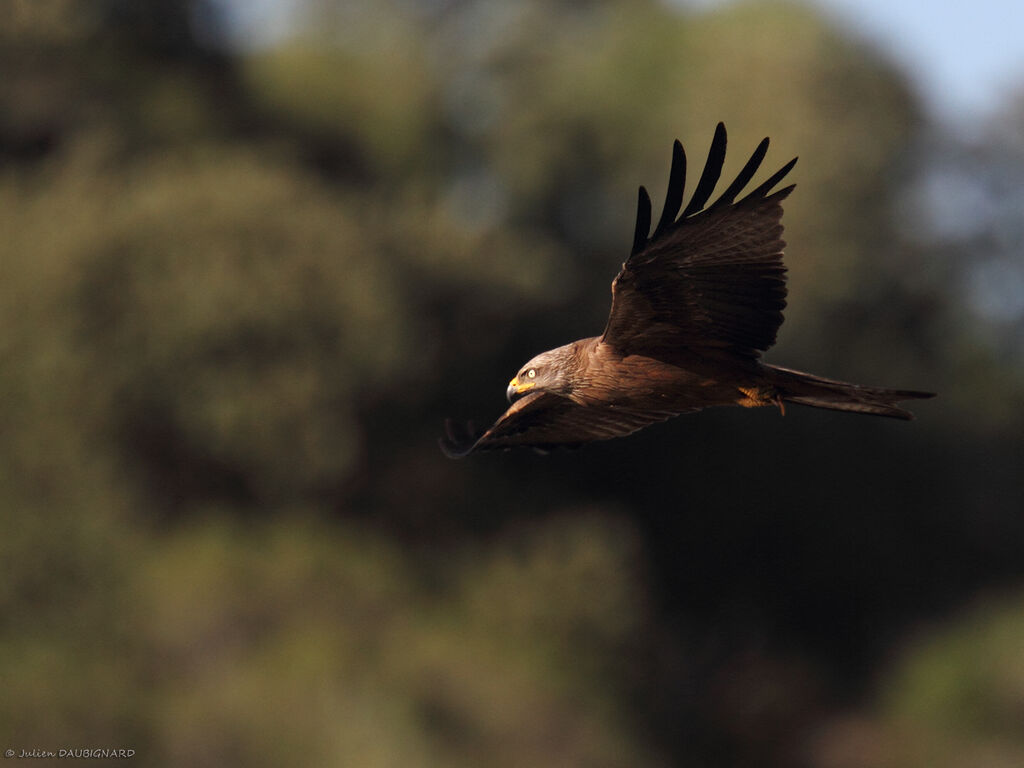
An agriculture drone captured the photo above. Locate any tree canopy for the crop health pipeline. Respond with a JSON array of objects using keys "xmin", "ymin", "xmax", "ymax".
[{"xmin": 2, "ymin": 1, "xmax": 1022, "ymax": 766}]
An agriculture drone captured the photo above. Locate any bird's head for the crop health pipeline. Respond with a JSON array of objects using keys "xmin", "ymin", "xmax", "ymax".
[{"xmin": 506, "ymin": 347, "xmax": 572, "ymax": 403}]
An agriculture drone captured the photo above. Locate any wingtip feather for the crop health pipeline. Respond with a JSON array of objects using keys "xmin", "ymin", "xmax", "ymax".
[
  {"xmin": 681, "ymin": 123, "xmax": 728, "ymax": 217},
  {"xmin": 743, "ymin": 156, "xmax": 799, "ymax": 202},
  {"xmin": 632, "ymin": 185, "xmax": 652, "ymax": 255},
  {"xmin": 439, "ymin": 419, "xmax": 480, "ymax": 458},
  {"xmin": 653, "ymin": 140, "xmax": 686, "ymax": 238},
  {"xmin": 710, "ymin": 136, "xmax": 770, "ymax": 209}
]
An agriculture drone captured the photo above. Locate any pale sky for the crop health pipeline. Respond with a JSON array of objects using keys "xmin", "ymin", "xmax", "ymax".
[{"xmin": 805, "ymin": 0, "xmax": 1024, "ymax": 125}]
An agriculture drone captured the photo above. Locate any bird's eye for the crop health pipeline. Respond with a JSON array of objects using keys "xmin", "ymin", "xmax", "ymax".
[{"xmin": 527, "ymin": 369, "xmax": 536, "ymax": 379}]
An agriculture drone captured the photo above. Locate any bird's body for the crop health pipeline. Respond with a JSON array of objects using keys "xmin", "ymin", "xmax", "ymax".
[
  {"xmin": 525, "ymin": 338, "xmax": 752, "ymax": 412},
  {"xmin": 441, "ymin": 125, "xmax": 934, "ymax": 456}
]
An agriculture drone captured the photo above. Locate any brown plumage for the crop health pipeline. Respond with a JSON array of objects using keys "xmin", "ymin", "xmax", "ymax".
[{"xmin": 441, "ymin": 124, "xmax": 934, "ymax": 457}]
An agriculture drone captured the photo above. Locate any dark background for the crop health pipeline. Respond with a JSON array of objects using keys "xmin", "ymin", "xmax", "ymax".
[{"xmin": 2, "ymin": 1, "xmax": 1022, "ymax": 766}]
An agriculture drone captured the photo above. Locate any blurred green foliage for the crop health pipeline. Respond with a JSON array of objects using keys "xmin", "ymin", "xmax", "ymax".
[
  {"xmin": 1, "ymin": 0, "xmax": 1023, "ymax": 766},
  {"xmin": 812, "ymin": 594, "xmax": 1024, "ymax": 768}
]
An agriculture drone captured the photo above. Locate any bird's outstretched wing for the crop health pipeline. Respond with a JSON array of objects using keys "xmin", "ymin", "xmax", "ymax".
[
  {"xmin": 602, "ymin": 123, "xmax": 797, "ymax": 360},
  {"xmin": 439, "ymin": 391, "xmax": 682, "ymax": 457}
]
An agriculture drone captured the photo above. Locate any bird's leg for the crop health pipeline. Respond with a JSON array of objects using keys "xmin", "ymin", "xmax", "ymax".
[{"xmin": 737, "ymin": 386, "xmax": 784, "ymax": 415}]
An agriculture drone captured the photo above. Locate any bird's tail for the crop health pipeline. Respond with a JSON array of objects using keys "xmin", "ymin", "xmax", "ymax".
[{"xmin": 765, "ymin": 364, "xmax": 935, "ymax": 420}]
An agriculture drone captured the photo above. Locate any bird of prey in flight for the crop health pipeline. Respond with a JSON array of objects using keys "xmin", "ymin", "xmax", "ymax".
[{"xmin": 441, "ymin": 124, "xmax": 934, "ymax": 457}]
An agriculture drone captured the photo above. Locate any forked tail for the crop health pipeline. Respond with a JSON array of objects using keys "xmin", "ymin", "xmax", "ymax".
[{"xmin": 765, "ymin": 364, "xmax": 935, "ymax": 420}]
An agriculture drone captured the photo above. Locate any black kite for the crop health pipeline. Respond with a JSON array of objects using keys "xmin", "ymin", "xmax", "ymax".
[{"xmin": 441, "ymin": 124, "xmax": 934, "ymax": 457}]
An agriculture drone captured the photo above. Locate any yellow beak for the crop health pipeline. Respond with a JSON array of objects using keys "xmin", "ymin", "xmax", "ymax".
[{"xmin": 506, "ymin": 376, "xmax": 535, "ymax": 403}]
